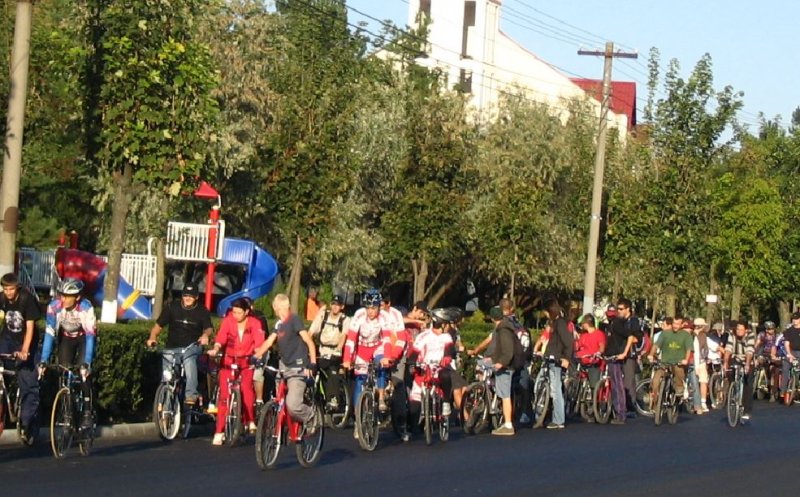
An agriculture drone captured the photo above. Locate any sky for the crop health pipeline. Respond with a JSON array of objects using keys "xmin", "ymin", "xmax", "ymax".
[{"xmin": 345, "ymin": 0, "xmax": 800, "ymax": 130}]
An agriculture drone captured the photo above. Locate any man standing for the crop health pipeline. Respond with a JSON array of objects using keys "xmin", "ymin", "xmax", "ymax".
[
  {"xmin": 543, "ymin": 300, "xmax": 574, "ymax": 429},
  {"xmin": 615, "ymin": 299, "xmax": 643, "ymax": 416},
  {"xmin": 604, "ymin": 300, "xmax": 639, "ymax": 425},
  {"xmin": 0, "ymin": 273, "xmax": 42, "ymax": 443},
  {"xmin": 778, "ymin": 312, "xmax": 800, "ymax": 404},
  {"xmin": 487, "ymin": 306, "xmax": 518, "ymax": 435},
  {"xmin": 147, "ymin": 284, "xmax": 213, "ymax": 405}
]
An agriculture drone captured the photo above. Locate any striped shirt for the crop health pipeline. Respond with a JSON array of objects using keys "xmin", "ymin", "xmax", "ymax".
[{"xmin": 725, "ymin": 331, "xmax": 755, "ymax": 360}]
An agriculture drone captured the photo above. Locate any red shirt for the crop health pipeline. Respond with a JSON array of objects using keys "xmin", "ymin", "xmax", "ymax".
[
  {"xmin": 575, "ymin": 330, "xmax": 606, "ymax": 364},
  {"xmin": 215, "ymin": 314, "xmax": 265, "ymax": 368}
]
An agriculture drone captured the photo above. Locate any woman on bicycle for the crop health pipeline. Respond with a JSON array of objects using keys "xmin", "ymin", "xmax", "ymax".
[{"xmin": 208, "ymin": 298, "xmax": 265, "ymax": 445}]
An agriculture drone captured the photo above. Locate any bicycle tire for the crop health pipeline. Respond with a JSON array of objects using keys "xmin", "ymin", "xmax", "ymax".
[
  {"xmin": 754, "ymin": 369, "xmax": 767, "ymax": 401},
  {"xmin": 51, "ymin": 387, "xmax": 73, "ymax": 459},
  {"xmin": 0, "ymin": 391, "xmax": 5, "ymax": 437},
  {"xmin": 666, "ymin": 383, "xmax": 679, "ymax": 425},
  {"xmin": 355, "ymin": 389, "xmax": 379, "ymax": 451},
  {"xmin": 634, "ymin": 377, "xmax": 654, "ymax": 418},
  {"xmin": 653, "ymin": 380, "xmax": 665, "ymax": 426},
  {"xmin": 255, "ymin": 401, "xmax": 281, "ymax": 470},
  {"xmin": 533, "ymin": 377, "xmax": 550, "ymax": 428},
  {"xmin": 153, "ymin": 384, "xmax": 181, "ymax": 441},
  {"xmin": 593, "ymin": 378, "xmax": 612, "ymax": 424},
  {"xmin": 328, "ymin": 374, "xmax": 351, "ymax": 430},
  {"xmin": 726, "ymin": 381, "xmax": 741, "ymax": 427},
  {"xmin": 787, "ymin": 375, "xmax": 797, "ymax": 406},
  {"xmin": 461, "ymin": 383, "xmax": 487, "ymax": 435},
  {"xmin": 13, "ymin": 386, "xmax": 27, "ymax": 444},
  {"xmin": 578, "ymin": 380, "xmax": 593, "ymax": 421},
  {"xmin": 225, "ymin": 389, "xmax": 244, "ymax": 447},
  {"xmin": 563, "ymin": 376, "xmax": 579, "ymax": 419},
  {"xmin": 296, "ymin": 403, "xmax": 324, "ymax": 468},
  {"xmin": 78, "ymin": 395, "xmax": 94, "ymax": 457},
  {"xmin": 709, "ymin": 373, "xmax": 725, "ymax": 409},
  {"xmin": 437, "ymin": 392, "xmax": 449, "ymax": 443}
]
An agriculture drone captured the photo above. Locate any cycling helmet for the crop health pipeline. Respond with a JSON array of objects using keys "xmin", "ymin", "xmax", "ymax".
[
  {"xmin": 58, "ymin": 277, "xmax": 84, "ymax": 296},
  {"xmin": 764, "ymin": 320, "xmax": 776, "ymax": 330},
  {"xmin": 364, "ymin": 294, "xmax": 381, "ymax": 308}
]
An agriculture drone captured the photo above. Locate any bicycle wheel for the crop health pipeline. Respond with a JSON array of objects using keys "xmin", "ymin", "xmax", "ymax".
[
  {"xmin": 563, "ymin": 376, "xmax": 579, "ymax": 419},
  {"xmin": 328, "ymin": 375, "xmax": 351, "ymax": 430},
  {"xmin": 787, "ymin": 375, "xmax": 798, "ymax": 406},
  {"xmin": 578, "ymin": 381, "xmax": 593, "ymax": 421},
  {"xmin": 296, "ymin": 403, "xmax": 324, "ymax": 468},
  {"xmin": 726, "ymin": 381, "xmax": 741, "ymax": 427},
  {"xmin": 754, "ymin": 369, "xmax": 767, "ymax": 400},
  {"xmin": 635, "ymin": 378, "xmax": 654, "ymax": 418},
  {"xmin": 78, "ymin": 396, "xmax": 94, "ymax": 457},
  {"xmin": 255, "ymin": 401, "xmax": 281, "ymax": 470},
  {"xmin": 50, "ymin": 388, "xmax": 73, "ymax": 459},
  {"xmin": 153, "ymin": 384, "xmax": 181, "ymax": 441},
  {"xmin": 225, "ymin": 389, "xmax": 244, "ymax": 447},
  {"xmin": 709, "ymin": 373, "xmax": 725, "ymax": 409},
  {"xmin": 355, "ymin": 389, "xmax": 379, "ymax": 451},
  {"xmin": 422, "ymin": 389, "xmax": 433, "ymax": 446},
  {"xmin": 461, "ymin": 383, "xmax": 487, "ymax": 435},
  {"xmin": 666, "ymin": 385, "xmax": 679, "ymax": 425},
  {"xmin": 653, "ymin": 381, "xmax": 666, "ymax": 426},
  {"xmin": 533, "ymin": 378, "xmax": 551, "ymax": 428},
  {"xmin": 593, "ymin": 378, "xmax": 612, "ymax": 424},
  {"xmin": 0, "ymin": 393, "xmax": 5, "ymax": 437},
  {"xmin": 437, "ymin": 393, "xmax": 449, "ymax": 443}
]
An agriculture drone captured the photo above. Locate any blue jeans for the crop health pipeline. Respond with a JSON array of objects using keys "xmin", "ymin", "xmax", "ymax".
[
  {"xmin": 0, "ymin": 337, "xmax": 40, "ymax": 432},
  {"xmin": 549, "ymin": 365, "xmax": 565, "ymax": 425},
  {"xmin": 163, "ymin": 343, "xmax": 201, "ymax": 400},
  {"xmin": 353, "ymin": 366, "xmax": 388, "ymax": 406},
  {"xmin": 689, "ymin": 366, "xmax": 701, "ymax": 410}
]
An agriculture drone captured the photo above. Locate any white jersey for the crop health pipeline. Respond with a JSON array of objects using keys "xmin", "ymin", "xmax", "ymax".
[
  {"xmin": 412, "ymin": 328, "xmax": 453, "ymax": 366},
  {"xmin": 381, "ymin": 306, "xmax": 405, "ymax": 334}
]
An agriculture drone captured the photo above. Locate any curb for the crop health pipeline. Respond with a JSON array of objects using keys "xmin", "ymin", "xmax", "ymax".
[{"xmin": 0, "ymin": 421, "xmax": 158, "ymax": 446}]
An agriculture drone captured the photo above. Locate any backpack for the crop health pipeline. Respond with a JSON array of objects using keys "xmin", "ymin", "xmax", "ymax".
[
  {"xmin": 511, "ymin": 321, "xmax": 533, "ymax": 362},
  {"xmin": 627, "ymin": 316, "xmax": 650, "ymax": 357},
  {"xmin": 500, "ymin": 322, "xmax": 526, "ymax": 371},
  {"xmin": 319, "ymin": 309, "xmax": 345, "ymax": 347}
]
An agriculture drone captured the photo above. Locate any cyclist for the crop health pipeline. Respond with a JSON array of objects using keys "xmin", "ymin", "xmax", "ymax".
[
  {"xmin": 40, "ymin": 277, "xmax": 97, "ymax": 430},
  {"xmin": 435, "ymin": 308, "xmax": 469, "ymax": 418},
  {"xmin": 755, "ymin": 320, "xmax": 781, "ymax": 402},
  {"xmin": 723, "ymin": 320, "xmax": 755, "ymax": 420},
  {"xmin": 604, "ymin": 300, "xmax": 640, "ymax": 425},
  {"xmin": 253, "ymin": 294, "xmax": 319, "ymax": 432},
  {"xmin": 343, "ymin": 292, "xmax": 392, "ymax": 421},
  {"xmin": 407, "ymin": 311, "xmax": 454, "ymax": 438},
  {"xmin": 0, "ymin": 273, "xmax": 43, "ymax": 443},
  {"xmin": 648, "ymin": 316, "xmax": 692, "ymax": 413},
  {"xmin": 778, "ymin": 312, "xmax": 800, "ymax": 404},
  {"xmin": 575, "ymin": 314, "xmax": 605, "ymax": 390},
  {"xmin": 308, "ymin": 295, "xmax": 350, "ymax": 410},
  {"xmin": 207, "ymin": 297, "xmax": 265, "ymax": 445},
  {"xmin": 146, "ymin": 284, "xmax": 213, "ymax": 406}
]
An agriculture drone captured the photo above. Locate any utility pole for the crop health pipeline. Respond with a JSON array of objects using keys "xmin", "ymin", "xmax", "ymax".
[
  {"xmin": 578, "ymin": 42, "xmax": 637, "ymax": 315},
  {"xmin": 0, "ymin": 0, "xmax": 34, "ymax": 276}
]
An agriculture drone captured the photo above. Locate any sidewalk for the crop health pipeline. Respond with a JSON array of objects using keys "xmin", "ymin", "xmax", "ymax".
[{"xmin": 0, "ymin": 421, "xmax": 213, "ymax": 446}]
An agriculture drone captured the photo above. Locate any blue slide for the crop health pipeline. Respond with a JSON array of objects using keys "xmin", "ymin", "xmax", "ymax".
[{"xmin": 216, "ymin": 238, "xmax": 280, "ymax": 317}]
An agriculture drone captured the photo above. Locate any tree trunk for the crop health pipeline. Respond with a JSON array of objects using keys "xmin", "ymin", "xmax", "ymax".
[
  {"xmin": 411, "ymin": 254, "xmax": 428, "ymax": 303},
  {"xmin": 749, "ymin": 303, "xmax": 758, "ymax": 325},
  {"xmin": 426, "ymin": 267, "xmax": 465, "ymax": 308},
  {"xmin": 287, "ymin": 236, "xmax": 303, "ymax": 313},
  {"xmin": 153, "ymin": 238, "xmax": 166, "ymax": 319},
  {"xmin": 730, "ymin": 285, "xmax": 742, "ymax": 321},
  {"xmin": 664, "ymin": 274, "xmax": 677, "ymax": 318},
  {"xmin": 778, "ymin": 300, "xmax": 790, "ymax": 330},
  {"xmin": 100, "ymin": 164, "xmax": 138, "ymax": 323}
]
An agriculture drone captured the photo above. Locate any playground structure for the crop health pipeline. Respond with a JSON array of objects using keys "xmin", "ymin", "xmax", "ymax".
[{"xmin": 17, "ymin": 182, "xmax": 279, "ymax": 319}]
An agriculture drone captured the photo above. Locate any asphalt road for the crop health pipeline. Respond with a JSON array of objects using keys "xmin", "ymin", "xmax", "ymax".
[{"xmin": 2, "ymin": 402, "xmax": 799, "ymax": 497}]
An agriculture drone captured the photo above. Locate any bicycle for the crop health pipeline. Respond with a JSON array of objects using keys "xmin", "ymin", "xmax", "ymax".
[
  {"xmin": 221, "ymin": 355, "xmax": 251, "ymax": 447},
  {"xmin": 461, "ymin": 356, "xmax": 501, "ymax": 435},
  {"xmin": 313, "ymin": 364, "xmax": 351, "ymax": 429},
  {"xmin": 782, "ymin": 359, "xmax": 800, "ymax": 405},
  {"xmin": 50, "ymin": 364, "xmax": 95, "ymax": 458},
  {"xmin": 634, "ymin": 368, "xmax": 655, "ymax": 418},
  {"xmin": 726, "ymin": 360, "xmax": 747, "ymax": 427},
  {"xmin": 353, "ymin": 360, "xmax": 393, "ymax": 451},
  {"xmin": 255, "ymin": 365, "xmax": 324, "ymax": 470},
  {"xmin": 708, "ymin": 360, "xmax": 726, "ymax": 409},
  {"xmin": 532, "ymin": 355, "xmax": 560, "ymax": 428},
  {"xmin": 153, "ymin": 343, "xmax": 210, "ymax": 440},
  {"xmin": 592, "ymin": 356, "xmax": 617, "ymax": 424},
  {"xmin": 417, "ymin": 362, "xmax": 449, "ymax": 445},
  {"xmin": 571, "ymin": 356, "xmax": 601, "ymax": 422},
  {"xmin": 0, "ymin": 353, "xmax": 24, "ymax": 443},
  {"xmin": 753, "ymin": 359, "xmax": 770, "ymax": 401},
  {"xmin": 651, "ymin": 361, "xmax": 681, "ymax": 426}
]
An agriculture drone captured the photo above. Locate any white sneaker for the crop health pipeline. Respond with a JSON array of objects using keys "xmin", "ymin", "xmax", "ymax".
[
  {"xmin": 442, "ymin": 402, "xmax": 452, "ymax": 416},
  {"xmin": 248, "ymin": 421, "xmax": 257, "ymax": 433},
  {"xmin": 353, "ymin": 429, "xmax": 359, "ymax": 440},
  {"xmin": 701, "ymin": 404, "xmax": 709, "ymax": 413},
  {"xmin": 212, "ymin": 433, "xmax": 224, "ymax": 446}
]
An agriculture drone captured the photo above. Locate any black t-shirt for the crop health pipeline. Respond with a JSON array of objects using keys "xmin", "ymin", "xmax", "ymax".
[
  {"xmin": 275, "ymin": 313, "xmax": 309, "ymax": 368},
  {"xmin": 156, "ymin": 301, "xmax": 213, "ymax": 348},
  {"xmin": 605, "ymin": 317, "xmax": 632, "ymax": 356},
  {"xmin": 784, "ymin": 326, "xmax": 800, "ymax": 352},
  {"xmin": 0, "ymin": 288, "xmax": 42, "ymax": 348}
]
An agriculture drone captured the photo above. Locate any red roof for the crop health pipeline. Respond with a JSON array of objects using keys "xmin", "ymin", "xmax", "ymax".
[{"xmin": 570, "ymin": 79, "xmax": 637, "ymax": 129}]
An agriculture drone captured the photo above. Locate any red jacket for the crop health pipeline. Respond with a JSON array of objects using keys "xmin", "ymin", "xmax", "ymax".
[{"xmin": 215, "ymin": 314, "xmax": 265, "ymax": 368}]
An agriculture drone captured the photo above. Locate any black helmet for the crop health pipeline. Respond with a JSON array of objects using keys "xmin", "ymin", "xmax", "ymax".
[{"xmin": 182, "ymin": 284, "xmax": 200, "ymax": 298}]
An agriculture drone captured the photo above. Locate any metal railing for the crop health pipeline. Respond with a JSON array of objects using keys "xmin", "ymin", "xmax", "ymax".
[
  {"xmin": 120, "ymin": 253, "xmax": 157, "ymax": 296},
  {"xmin": 165, "ymin": 221, "xmax": 226, "ymax": 262},
  {"xmin": 17, "ymin": 248, "xmax": 56, "ymax": 289}
]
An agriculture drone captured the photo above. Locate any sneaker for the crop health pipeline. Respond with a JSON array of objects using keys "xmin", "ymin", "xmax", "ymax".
[
  {"xmin": 741, "ymin": 414, "xmax": 751, "ymax": 421},
  {"xmin": 400, "ymin": 431, "xmax": 410, "ymax": 443},
  {"xmin": 701, "ymin": 404, "xmax": 709, "ymax": 413},
  {"xmin": 442, "ymin": 402, "xmax": 452, "ymax": 416},
  {"xmin": 378, "ymin": 400, "xmax": 388, "ymax": 413},
  {"xmin": 353, "ymin": 429, "xmax": 359, "ymax": 440},
  {"xmin": 212, "ymin": 433, "xmax": 224, "ymax": 446},
  {"xmin": 248, "ymin": 422, "xmax": 257, "ymax": 434},
  {"xmin": 519, "ymin": 413, "xmax": 531, "ymax": 424},
  {"xmin": 610, "ymin": 418, "xmax": 626, "ymax": 425},
  {"xmin": 491, "ymin": 425, "xmax": 515, "ymax": 436},
  {"xmin": 207, "ymin": 403, "xmax": 218, "ymax": 414},
  {"xmin": 546, "ymin": 422, "xmax": 565, "ymax": 430}
]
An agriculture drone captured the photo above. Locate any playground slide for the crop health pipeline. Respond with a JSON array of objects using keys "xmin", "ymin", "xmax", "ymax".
[
  {"xmin": 56, "ymin": 248, "xmax": 153, "ymax": 320},
  {"xmin": 216, "ymin": 240, "xmax": 279, "ymax": 317}
]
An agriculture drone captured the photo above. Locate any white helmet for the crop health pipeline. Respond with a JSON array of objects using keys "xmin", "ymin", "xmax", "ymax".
[{"xmin": 58, "ymin": 277, "xmax": 84, "ymax": 296}]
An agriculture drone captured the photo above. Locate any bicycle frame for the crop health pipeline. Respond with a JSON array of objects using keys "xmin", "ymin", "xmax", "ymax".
[{"xmin": 270, "ymin": 370, "xmax": 304, "ymax": 444}]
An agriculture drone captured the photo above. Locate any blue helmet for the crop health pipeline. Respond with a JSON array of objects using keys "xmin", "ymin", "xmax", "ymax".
[{"xmin": 363, "ymin": 289, "xmax": 382, "ymax": 308}]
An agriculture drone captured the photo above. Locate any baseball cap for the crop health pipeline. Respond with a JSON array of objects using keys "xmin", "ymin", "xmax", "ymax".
[
  {"xmin": 793, "ymin": 312, "xmax": 800, "ymax": 320},
  {"xmin": 489, "ymin": 306, "xmax": 504, "ymax": 321},
  {"xmin": 693, "ymin": 317, "xmax": 708, "ymax": 327},
  {"xmin": 330, "ymin": 295, "xmax": 344, "ymax": 306},
  {"xmin": 712, "ymin": 322, "xmax": 724, "ymax": 331},
  {"xmin": 182, "ymin": 284, "xmax": 200, "ymax": 297}
]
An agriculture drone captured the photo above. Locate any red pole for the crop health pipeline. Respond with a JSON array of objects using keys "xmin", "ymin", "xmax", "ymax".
[{"xmin": 205, "ymin": 205, "xmax": 220, "ymax": 311}]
